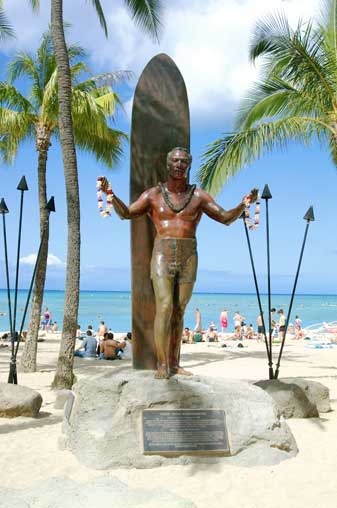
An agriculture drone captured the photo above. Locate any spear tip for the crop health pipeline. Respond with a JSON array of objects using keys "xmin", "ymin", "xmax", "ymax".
[
  {"xmin": 0, "ymin": 198, "xmax": 9, "ymax": 214},
  {"xmin": 17, "ymin": 176, "xmax": 28, "ymax": 191},
  {"xmin": 46, "ymin": 196, "xmax": 55, "ymax": 212},
  {"xmin": 303, "ymin": 206, "xmax": 315, "ymax": 222},
  {"xmin": 261, "ymin": 184, "xmax": 272, "ymax": 200}
]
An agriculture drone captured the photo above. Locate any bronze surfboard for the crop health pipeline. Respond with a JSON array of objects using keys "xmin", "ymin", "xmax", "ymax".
[{"xmin": 130, "ymin": 53, "xmax": 190, "ymax": 369}]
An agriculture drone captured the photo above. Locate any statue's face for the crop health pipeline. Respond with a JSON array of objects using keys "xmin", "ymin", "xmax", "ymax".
[{"xmin": 168, "ymin": 150, "xmax": 190, "ymax": 180}]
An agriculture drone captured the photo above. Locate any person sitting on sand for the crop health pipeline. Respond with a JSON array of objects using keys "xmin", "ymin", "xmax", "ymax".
[
  {"xmin": 295, "ymin": 315, "xmax": 303, "ymax": 339},
  {"xmin": 233, "ymin": 311, "xmax": 245, "ymax": 339},
  {"xmin": 100, "ymin": 332, "xmax": 126, "ymax": 360},
  {"xmin": 244, "ymin": 324, "xmax": 255, "ymax": 339},
  {"xmin": 74, "ymin": 330, "xmax": 97, "ymax": 358},
  {"xmin": 182, "ymin": 327, "xmax": 193, "ymax": 343},
  {"xmin": 206, "ymin": 326, "xmax": 218, "ymax": 342}
]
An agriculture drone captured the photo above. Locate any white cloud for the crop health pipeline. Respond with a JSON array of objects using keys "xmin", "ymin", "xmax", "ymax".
[
  {"xmin": 2, "ymin": 0, "xmax": 320, "ymax": 125},
  {"xmin": 20, "ymin": 253, "xmax": 65, "ymax": 267}
]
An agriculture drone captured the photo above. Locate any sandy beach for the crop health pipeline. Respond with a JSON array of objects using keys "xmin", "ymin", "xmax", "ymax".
[{"xmin": 0, "ymin": 332, "xmax": 337, "ymax": 507}]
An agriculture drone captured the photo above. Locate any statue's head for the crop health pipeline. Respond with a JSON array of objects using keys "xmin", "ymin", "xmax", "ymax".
[{"xmin": 166, "ymin": 147, "xmax": 192, "ymax": 180}]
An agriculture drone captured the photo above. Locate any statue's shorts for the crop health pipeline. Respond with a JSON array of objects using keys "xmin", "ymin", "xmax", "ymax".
[{"xmin": 151, "ymin": 238, "xmax": 197, "ymax": 284}]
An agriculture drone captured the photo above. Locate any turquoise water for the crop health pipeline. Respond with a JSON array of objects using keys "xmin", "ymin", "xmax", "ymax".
[{"xmin": 0, "ymin": 290, "xmax": 337, "ymax": 333}]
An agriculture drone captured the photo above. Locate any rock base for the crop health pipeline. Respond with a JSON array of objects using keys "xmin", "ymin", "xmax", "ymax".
[
  {"xmin": 254, "ymin": 378, "xmax": 331, "ymax": 418},
  {"xmin": 60, "ymin": 369, "xmax": 298, "ymax": 468},
  {"xmin": 0, "ymin": 383, "xmax": 42, "ymax": 418}
]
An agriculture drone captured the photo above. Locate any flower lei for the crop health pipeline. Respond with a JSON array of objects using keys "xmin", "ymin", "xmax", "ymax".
[
  {"xmin": 96, "ymin": 176, "xmax": 114, "ymax": 217},
  {"xmin": 244, "ymin": 195, "xmax": 260, "ymax": 230}
]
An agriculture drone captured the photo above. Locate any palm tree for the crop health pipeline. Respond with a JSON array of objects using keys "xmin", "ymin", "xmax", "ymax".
[
  {"xmin": 198, "ymin": 0, "xmax": 337, "ymax": 195},
  {"xmin": 0, "ymin": 31, "xmax": 128, "ymax": 372},
  {"xmin": 50, "ymin": 0, "xmax": 163, "ymax": 389}
]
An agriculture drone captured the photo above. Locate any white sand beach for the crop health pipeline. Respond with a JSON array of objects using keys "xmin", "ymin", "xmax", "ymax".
[{"xmin": 0, "ymin": 333, "xmax": 337, "ymax": 507}]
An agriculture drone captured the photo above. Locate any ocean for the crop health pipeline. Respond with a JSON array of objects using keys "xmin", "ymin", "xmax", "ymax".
[{"xmin": 0, "ymin": 290, "xmax": 337, "ymax": 334}]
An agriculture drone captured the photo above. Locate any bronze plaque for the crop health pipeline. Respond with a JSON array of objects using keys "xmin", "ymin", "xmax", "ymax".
[
  {"xmin": 142, "ymin": 409, "xmax": 230, "ymax": 456},
  {"xmin": 130, "ymin": 53, "xmax": 190, "ymax": 370}
]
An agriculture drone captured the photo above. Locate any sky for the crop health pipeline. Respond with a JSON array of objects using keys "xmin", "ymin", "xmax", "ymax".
[{"xmin": 0, "ymin": 0, "xmax": 336, "ymax": 294}]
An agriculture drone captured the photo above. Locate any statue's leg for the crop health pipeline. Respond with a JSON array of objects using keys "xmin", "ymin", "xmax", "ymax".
[
  {"xmin": 169, "ymin": 281, "xmax": 194, "ymax": 376},
  {"xmin": 152, "ymin": 275, "xmax": 175, "ymax": 379}
]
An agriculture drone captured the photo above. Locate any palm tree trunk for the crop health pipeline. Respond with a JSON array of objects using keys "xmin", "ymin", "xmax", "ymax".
[
  {"xmin": 21, "ymin": 145, "xmax": 49, "ymax": 372},
  {"xmin": 51, "ymin": 0, "xmax": 80, "ymax": 389}
]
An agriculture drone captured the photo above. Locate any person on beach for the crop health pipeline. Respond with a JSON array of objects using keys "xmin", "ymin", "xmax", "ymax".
[
  {"xmin": 233, "ymin": 311, "xmax": 245, "ymax": 339},
  {"xmin": 42, "ymin": 307, "xmax": 51, "ymax": 331},
  {"xmin": 100, "ymin": 332, "xmax": 126, "ymax": 360},
  {"xmin": 270, "ymin": 308, "xmax": 276, "ymax": 336},
  {"xmin": 97, "ymin": 320, "xmax": 108, "ymax": 339},
  {"xmin": 256, "ymin": 313, "xmax": 265, "ymax": 341},
  {"xmin": 100, "ymin": 147, "xmax": 257, "ymax": 379},
  {"xmin": 277, "ymin": 309, "xmax": 286, "ymax": 341},
  {"xmin": 74, "ymin": 330, "xmax": 97, "ymax": 358},
  {"xmin": 294, "ymin": 315, "xmax": 302, "ymax": 339},
  {"xmin": 194, "ymin": 308, "xmax": 202, "ymax": 332},
  {"xmin": 182, "ymin": 327, "xmax": 193, "ymax": 343},
  {"xmin": 220, "ymin": 309, "xmax": 228, "ymax": 334},
  {"xmin": 206, "ymin": 326, "xmax": 218, "ymax": 342}
]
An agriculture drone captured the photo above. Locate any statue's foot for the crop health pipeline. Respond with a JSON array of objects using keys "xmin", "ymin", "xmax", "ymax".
[
  {"xmin": 170, "ymin": 366, "xmax": 193, "ymax": 376},
  {"xmin": 154, "ymin": 365, "xmax": 170, "ymax": 379}
]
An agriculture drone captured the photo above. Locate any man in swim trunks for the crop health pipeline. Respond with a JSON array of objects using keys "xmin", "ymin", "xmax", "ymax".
[{"xmin": 100, "ymin": 147, "xmax": 257, "ymax": 379}]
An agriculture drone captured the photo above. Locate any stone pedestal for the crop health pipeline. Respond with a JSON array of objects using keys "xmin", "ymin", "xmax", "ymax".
[{"xmin": 60, "ymin": 369, "xmax": 298, "ymax": 469}]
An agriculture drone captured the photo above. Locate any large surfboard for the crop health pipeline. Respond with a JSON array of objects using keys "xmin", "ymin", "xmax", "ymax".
[{"xmin": 130, "ymin": 53, "xmax": 190, "ymax": 370}]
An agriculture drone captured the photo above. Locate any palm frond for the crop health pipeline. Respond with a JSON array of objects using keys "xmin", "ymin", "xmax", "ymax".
[
  {"xmin": 0, "ymin": 108, "xmax": 35, "ymax": 162},
  {"xmin": 29, "ymin": 0, "xmax": 40, "ymax": 11},
  {"xmin": 124, "ymin": 0, "xmax": 162, "ymax": 41},
  {"xmin": 7, "ymin": 52, "xmax": 40, "ymax": 86},
  {"xmin": 198, "ymin": 117, "xmax": 327, "ymax": 196},
  {"xmin": 87, "ymin": 0, "xmax": 108, "ymax": 37},
  {"xmin": 250, "ymin": 13, "xmax": 335, "ymax": 102},
  {"xmin": 92, "ymin": 70, "xmax": 134, "ymax": 88},
  {"xmin": 73, "ymin": 122, "xmax": 127, "ymax": 167},
  {"xmin": 0, "ymin": 6, "xmax": 15, "ymax": 40},
  {"xmin": 94, "ymin": 91, "xmax": 120, "ymax": 117},
  {"xmin": 0, "ymin": 83, "xmax": 35, "ymax": 113},
  {"xmin": 236, "ymin": 77, "xmax": 328, "ymax": 129}
]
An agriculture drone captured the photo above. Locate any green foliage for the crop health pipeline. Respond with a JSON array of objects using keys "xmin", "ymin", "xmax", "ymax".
[
  {"xmin": 0, "ymin": 3, "xmax": 14, "ymax": 40},
  {"xmin": 0, "ymin": 30, "xmax": 129, "ymax": 166},
  {"xmin": 198, "ymin": 0, "xmax": 337, "ymax": 196}
]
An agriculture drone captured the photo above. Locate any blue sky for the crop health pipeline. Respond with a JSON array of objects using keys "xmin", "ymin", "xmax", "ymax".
[{"xmin": 0, "ymin": 0, "xmax": 336, "ymax": 294}]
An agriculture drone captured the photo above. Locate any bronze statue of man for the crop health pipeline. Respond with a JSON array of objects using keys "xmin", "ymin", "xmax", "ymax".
[{"xmin": 101, "ymin": 147, "xmax": 257, "ymax": 379}]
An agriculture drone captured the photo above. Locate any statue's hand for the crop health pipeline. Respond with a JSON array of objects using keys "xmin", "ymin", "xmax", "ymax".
[
  {"xmin": 243, "ymin": 188, "xmax": 258, "ymax": 206},
  {"xmin": 100, "ymin": 177, "xmax": 110, "ymax": 193}
]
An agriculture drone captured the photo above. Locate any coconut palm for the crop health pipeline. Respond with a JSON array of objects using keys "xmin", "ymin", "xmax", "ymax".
[
  {"xmin": 0, "ymin": 31, "xmax": 129, "ymax": 372},
  {"xmin": 50, "ymin": 0, "xmax": 163, "ymax": 389},
  {"xmin": 198, "ymin": 0, "xmax": 337, "ymax": 195}
]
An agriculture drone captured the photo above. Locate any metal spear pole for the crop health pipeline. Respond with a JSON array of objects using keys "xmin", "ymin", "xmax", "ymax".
[
  {"xmin": 15, "ymin": 197, "xmax": 56, "ymax": 360},
  {"xmin": 0, "ymin": 198, "xmax": 13, "ymax": 339},
  {"xmin": 261, "ymin": 185, "xmax": 273, "ymax": 377},
  {"xmin": 274, "ymin": 206, "xmax": 315, "ymax": 379},
  {"xmin": 8, "ymin": 176, "xmax": 28, "ymax": 384},
  {"xmin": 241, "ymin": 214, "xmax": 273, "ymax": 378}
]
